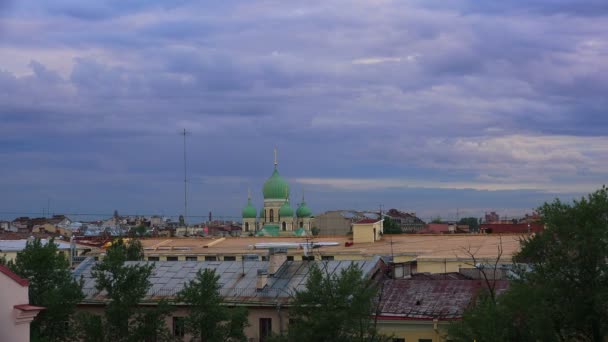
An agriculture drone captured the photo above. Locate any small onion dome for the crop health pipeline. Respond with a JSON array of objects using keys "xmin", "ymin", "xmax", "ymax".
[
  {"xmin": 296, "ymin": 201, "xmax": 312, "ymax": 218},
  {"xmin": 263, "ymin": 167, "xmax": 290, "ymax": 199},
  {"xmin": 279, "ymin": 200, "xmax": 294, "ymax": 217},
  {"xmin": 242, "ymin": 198, "xmax": 256, "ymax": 219},
  {"xmin": 259, "ymin": 208, "xmax": 265, "ymax": 218}
]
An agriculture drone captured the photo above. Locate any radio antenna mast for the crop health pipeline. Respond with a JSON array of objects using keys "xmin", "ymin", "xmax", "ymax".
[{"xmin": 180, "ymin": 128, "xmax": 191, "ymax": 232}]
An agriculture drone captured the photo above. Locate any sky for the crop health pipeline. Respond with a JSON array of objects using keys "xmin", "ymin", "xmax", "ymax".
[{"xmin": 0, "ymin": 0, "xmax": 607, "ymax": 222}]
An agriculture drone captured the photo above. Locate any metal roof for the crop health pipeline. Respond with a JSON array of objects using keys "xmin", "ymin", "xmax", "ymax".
[
  {"xmin": 74, "ymin": 257, "xmax": 382, "ymax": 304},
  {"xmin": 0, "ymin": 239, "xmax": 72, "ymax": 252}
]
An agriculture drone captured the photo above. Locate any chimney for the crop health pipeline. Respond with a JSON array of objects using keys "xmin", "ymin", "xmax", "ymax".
[
  {"xmin": 268, "ymin": 248, "xmax": 288, "ymax": 276},
  {"xmin": 256, "ymin": 269, "xmax": 268, "ymax": 291}
]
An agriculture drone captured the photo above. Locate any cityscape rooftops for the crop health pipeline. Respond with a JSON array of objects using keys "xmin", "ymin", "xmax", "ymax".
[{"xmin": 75, "ymin": 257, "xmax": 382, "ymax": 304}]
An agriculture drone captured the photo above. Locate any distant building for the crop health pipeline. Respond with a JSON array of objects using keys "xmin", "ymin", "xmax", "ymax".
[
  {"xmin": 241, "ymin": 150, "xmax": 313, "ymax": 236},
  {"xmin": 485, "ymin": 211, "xmax": 500, "ymax": 223},
  {"xmin": 480, "ymin": 223, "xmax": 544, "ymax": 234},
  {"xmin": 0, "ymin": 264, "xmax": 44, "ymax": 342},
  {"xmin": 384, "ymin": 209, "xmax": 426, "ymax": 232},
  {"xmin": 315, "ymin": 210, "xmax": 378, "ymax": 235},
  {"xmin": 352, "ymin": 218, "xmax": 384, "ymax": 243}
]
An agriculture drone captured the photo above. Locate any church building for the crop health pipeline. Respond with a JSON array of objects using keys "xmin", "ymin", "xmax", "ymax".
[{"xmin": 242, "ymin": 150, "xmax": 313, "ymax": 236}]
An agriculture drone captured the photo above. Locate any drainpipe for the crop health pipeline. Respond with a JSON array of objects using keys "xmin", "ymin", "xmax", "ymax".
[{"xmin": 276, "ymin": 302, "xmax": 283, "ymax": 336}]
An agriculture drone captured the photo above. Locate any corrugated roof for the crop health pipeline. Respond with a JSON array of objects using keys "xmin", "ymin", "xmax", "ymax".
[{"xmin": 75, "ymin": 258, "xmax": 382, "ymax": 304}]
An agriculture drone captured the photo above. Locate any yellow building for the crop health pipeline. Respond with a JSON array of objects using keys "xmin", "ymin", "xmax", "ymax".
[
  {"xmin": 0, "ymin": 239, "xmax": 89, "ymax": 263},
  {"xmin": 352, "ymin": 218, "xmax": 384, "ymax": 243}
]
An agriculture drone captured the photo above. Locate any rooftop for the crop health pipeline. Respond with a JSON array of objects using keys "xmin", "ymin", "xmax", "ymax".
[
  {"xmin": 75, "ymin": 258, "xmax": 382, "ymax": 304},
  {"xmin": 379, "ymin": 278, "xmax": 509, "ymax": 320},
  {"xmin": 0, "ymin": 239, "xmax": 73, "ymax": 252},
  {"xmin": 137, "ymin": 234, "xmax": 523, "ymax": 261}
]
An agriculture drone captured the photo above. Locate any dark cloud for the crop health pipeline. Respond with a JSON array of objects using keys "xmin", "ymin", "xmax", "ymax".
[{"xmin": 0, "ymin": 1, "xmax": 606, "ymax": 218}]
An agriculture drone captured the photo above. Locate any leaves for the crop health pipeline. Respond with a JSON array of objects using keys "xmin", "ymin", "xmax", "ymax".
[
  {"xmin": 11, "ymin": 238, "xmax": 84, "ymax": 342},
  {"xmin": 287, "ymin": 262, "xmax": 384, "ymax": 342},
  {"xmin": 449, "ymin": 186, "xmax": 608, "ymax": 342},
  {"xmin": 176, "ymin": 268, "xmax": 248, "ymax": 342}
]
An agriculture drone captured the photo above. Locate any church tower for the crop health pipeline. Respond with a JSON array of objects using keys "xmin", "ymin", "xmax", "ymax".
[{"xmin": 261, "ymin": 148, "xmax": 291, "ymax": 227}]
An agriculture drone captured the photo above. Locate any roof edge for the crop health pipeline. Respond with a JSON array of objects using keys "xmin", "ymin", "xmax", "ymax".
[{"xmin": 0, "ymin": 264, "xmax": 29, "ymax": 287}]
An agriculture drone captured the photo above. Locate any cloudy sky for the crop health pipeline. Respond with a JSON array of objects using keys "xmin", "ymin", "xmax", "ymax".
[{"xmin": 1, "ymin": 0, "xmax": 606, "ymax": 221}]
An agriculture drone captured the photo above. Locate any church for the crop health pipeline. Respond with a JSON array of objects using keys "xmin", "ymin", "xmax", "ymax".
[{"xmin": 242, "ymin": 150, "xmax": 313, "ymax": 236}]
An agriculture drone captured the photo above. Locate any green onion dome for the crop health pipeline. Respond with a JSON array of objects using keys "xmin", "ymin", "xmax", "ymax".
[
  {"xmin": 279, "ymin": 200, "xmax": 294, "ymax": 218},
  {"xmin": 242, "ymin": 198, "xmax": 257, "ymax": 219},
  {"xmin": 296, "ymin": 200, "xmax": 312, "ymax": 218},
  {"xmin": 263, "ymin": 167, "xmax": 290, "ymax": 199}
]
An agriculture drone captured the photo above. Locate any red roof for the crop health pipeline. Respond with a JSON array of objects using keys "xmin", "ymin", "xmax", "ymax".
[
  {"xmin": 378, "ymin": 278, "xmax": 509, "ymax": 320},
  {"xmin": 14, "ymin": 304, "xmax": 45, "ymax": 311},
  {"xmin": 0, "ymin": 264, "xmax": 29, "ymax": 287},
  {"xmin": 354, "ymin": 218, "xmax": 380, "ymax": 224}
]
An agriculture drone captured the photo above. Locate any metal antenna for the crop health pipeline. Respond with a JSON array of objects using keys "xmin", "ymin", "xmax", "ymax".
[{"xmin": 180, "ymin": 129, "xmax": 191, "ymax": 233}]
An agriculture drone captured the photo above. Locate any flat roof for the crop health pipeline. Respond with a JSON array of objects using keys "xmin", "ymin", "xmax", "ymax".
[
  {"xmin": 0, "ymin": 239, "xmax": 73, "ymax": 252},
  {"xmin": 138, "ymin": 234, "xmax": 523, "ymax": 261}
]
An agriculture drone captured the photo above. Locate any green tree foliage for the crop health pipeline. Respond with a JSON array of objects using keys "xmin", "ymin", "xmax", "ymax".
[
  {"xmin": 382, "ymin": 217, "xmax": 402, "ymax": 234},
  {"xmin": 286, "ymin": 263, "xmax": 386, "ymax": 342},
  {"xmin": 431, "ymin": 216, "xmax": 442, "ymax": 223},
  {"xmin": 457, "ymin": 217, "xmax": 479, "ymax": 232},
  {"xmin": 176, "ymin": 268, "xmax": 248, "ymax": 342},
  {"xmin": 9, "ymin": 238, "xmax": 84, "ymax": 342},
  {"xmin": 125, "ymin": 238, "xmax": 145, "ymax": 261},
  {"xmin": 76, "ymin": 238, "xmax": 173, "ymax": 341},
  {"xmin": 449, "ymin": 187, "xmax": 608, "ymax": 342}
]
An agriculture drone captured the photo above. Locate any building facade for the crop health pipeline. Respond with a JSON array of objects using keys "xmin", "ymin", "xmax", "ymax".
[{"xmin": 0, "ymin": 265, "xmax": 44, "ymax": 342}]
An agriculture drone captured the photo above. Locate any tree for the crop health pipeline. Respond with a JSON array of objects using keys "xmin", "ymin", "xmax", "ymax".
[
  {"xmin": 76, "ymin": 238, "xmax": 172, "ymax": 341},
  {"xmin": 382, "ymin": 217, "xmax": 401, "ymax": 234},
  {"xmin": 286, "ymin": 262, "xmax": 386, "ymax": 342},
  {"xmin": 176, "ymin": 268, "xmax": 248, "ymax": 342},
  {"xmin": 431, "ymin": 216, "xmax": 442, "ymax": 223},
  {"xmin": 10, "ymin": 238, "xmax": 84, "ymax": 342},
  {"xmin": 449, "ymin": 187, "xmax": 608, "ymax": 342}
]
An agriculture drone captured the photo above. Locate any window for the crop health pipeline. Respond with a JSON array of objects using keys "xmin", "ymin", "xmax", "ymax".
[
  {"xmin": 259, "ymin": 318, "xmax": 272, "ymax": 342},
  {"xmin": 321, "ymin": 255, "xmax": 334, "ymax": 261},
  {"xmin": 299, "ymin": 221, "xmax": 303, "ymax": 228},
  {"xmin": 148, "ymin": 256, "xmax": 159, "ymax": 261},
  {"xmin": 204, "ymin": 256, "xmax": 217, "ymax": 261},
  {"xmin": 302, "ymin": 255, "xmax": 314, "ymax": 261},
  {"xmin": 392, "ymin": 339, "xmax": 405, "ymax": 342},
  {"xmin": 286, "ymin": 256, "xmax": 294, "ymax": 261},
  {"xmin": 282, "ymin": 222, "xmax": 286, "ymax": 231},
  {"xmin": 245, "ymin": 222, "xmax": 249, "ymax": 231},
  {"xmin": 166, "ymin": 256, "xmax": 178, "ymax": 261},
  {"xmin": 173, "ymin": 317, "xmax": 185, "ymax": 337},
  {"xmin": 223, "ymin": 256, "xmax": 236, "ymax": 261},
  {"xmin": 418, "ymin": 339, "xmax": 432, "ymax": 342},
  {"xmin": 269, "ymin": 209, "xmax": 274, "ymax": 222},
  {"xmin": 185, "ymin": 256, "xmax": 197, "ymax": 261}
]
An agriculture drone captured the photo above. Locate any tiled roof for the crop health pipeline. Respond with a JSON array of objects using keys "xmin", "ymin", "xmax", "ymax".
[
  {"xmin": 378, "ymin": 278, "xmax": 509, "ymax": 320},
  {"xmin": 75, "ymin": 257, "xmax": 383, "ymax": 304}
]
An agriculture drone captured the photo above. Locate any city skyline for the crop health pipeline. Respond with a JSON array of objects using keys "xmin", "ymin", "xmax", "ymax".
[{"xmin": 1, "ymin": 1, "xmax": 606, "ymax": 219}]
